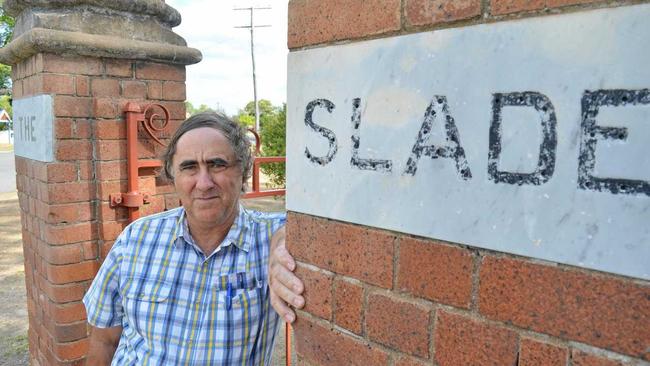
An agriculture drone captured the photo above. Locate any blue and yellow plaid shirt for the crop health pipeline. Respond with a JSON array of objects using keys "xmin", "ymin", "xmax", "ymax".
[{"xmin": 83, "ymin": 205, "xmax": 286, "ymax": 365}]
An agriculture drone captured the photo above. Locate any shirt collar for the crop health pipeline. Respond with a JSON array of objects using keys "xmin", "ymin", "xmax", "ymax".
[{"xmin": 173, "ymin": 205, "xmax": 250, "ymax": 253}]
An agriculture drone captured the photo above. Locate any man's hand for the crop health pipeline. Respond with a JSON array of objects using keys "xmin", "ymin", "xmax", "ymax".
[
  {"xmin": 269, "ymin": 226, "xmax": 305, "ymax": 323},
  {"xmin": 87, "ymin": 325, "xmax": 122, "ymax": 365}
]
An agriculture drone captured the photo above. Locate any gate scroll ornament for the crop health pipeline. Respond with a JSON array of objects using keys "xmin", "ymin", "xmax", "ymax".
[{"xmin": 110, "ymin": 102, "xmax": 286, "ymax": 222}]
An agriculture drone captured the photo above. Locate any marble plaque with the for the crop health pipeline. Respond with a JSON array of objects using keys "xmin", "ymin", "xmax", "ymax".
[{"xmin": 13, "ymin": 95, "xmax": 54, "ymax": 162}]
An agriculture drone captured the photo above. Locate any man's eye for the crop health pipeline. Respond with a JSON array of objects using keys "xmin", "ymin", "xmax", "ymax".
[
  {"xmin": 180, "ymin": 164, "xmax": 197, "ymax": 171},
  {"xmin": 209, "ymin": 160, "xmax": 228, "ymax": 169}
]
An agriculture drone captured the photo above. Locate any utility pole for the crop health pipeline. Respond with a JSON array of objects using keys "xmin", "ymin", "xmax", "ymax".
[{"xmin": 235, "ymin": 6, "xmax": 271, "ymax": 132}]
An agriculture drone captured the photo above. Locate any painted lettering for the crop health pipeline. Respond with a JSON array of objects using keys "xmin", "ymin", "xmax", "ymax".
[
  {"xmin": 403, "ymin": 96, "xmax": 472, "ymax": 179},
  {"xmin": 350, "ymin": 98, "xmax": 392, "ymax": 172},
  {"xmin": 577, "ymin": 89, "xmax": 650, "ymax": 196},
  {"xmin": 488, "ymin": 92, "xmax": 557, "ymax": 185},
  {"xmin": 304, "ymin": 99, "xmax": 338, "ymax": 166}
]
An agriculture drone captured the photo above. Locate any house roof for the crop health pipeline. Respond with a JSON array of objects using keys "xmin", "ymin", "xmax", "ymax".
[{"xmin": 0, "ymin": 110, "xmax": 11, "ymax": 122}]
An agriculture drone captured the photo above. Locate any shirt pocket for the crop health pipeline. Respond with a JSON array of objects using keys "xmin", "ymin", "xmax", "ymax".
[
  {"xmin": 209, "ymin": 273, "xmax": 267, "ymax": 348},
  {"xmin": 122, "ymin": 277, "xmax": 172, "ymax": 337},
  {"xmin": 214, "ymin": 272, "xmax": 264, "ymax": 309}
]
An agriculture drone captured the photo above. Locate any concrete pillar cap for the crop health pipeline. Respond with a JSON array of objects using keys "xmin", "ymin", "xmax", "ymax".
[
  {"xmin": 0, "ymin": 0, "xmax": 202, "ymax": 66},
  {"xmin": 4, "ymin": 0, "xmax": 181, "ymax": 27}
]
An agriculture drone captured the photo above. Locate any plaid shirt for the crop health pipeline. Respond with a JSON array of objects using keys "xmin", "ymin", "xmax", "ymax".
[{"xmin": 83, "ymin": 206, "xmax": 286, "ymax": 365}]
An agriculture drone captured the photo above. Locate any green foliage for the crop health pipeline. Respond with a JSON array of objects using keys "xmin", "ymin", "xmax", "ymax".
[
  {"xmin": 0, "ymin": 3, "xmax": 14, "ymax": 48},
  {"xmin": 0, "ymin": 64, "xmax": 10, "ymax": 91},
  {"xmin": 243, "ymin": 99, "xmax": 275, "ymax": 117},
  {"xmin": 236, "ymin": 100, "xmax": 286, "ymax": 186},
  {"xmin": 259, "ymin": 103, "xmax": 286, "ymax": 186},
  {"xmin": 0, "ymin": 5, "xmax": 13, "ymax": 91},
  {"xmin": 184, "ymin": 101, "xmax": 224, "ymax": 117},
  {"xmin": 235, "ymin": 113, "xmax": 255, "ymax": 128},
  {"xmin": 238, "ymin": 99, "xmax": 278, "ymax": 131}
]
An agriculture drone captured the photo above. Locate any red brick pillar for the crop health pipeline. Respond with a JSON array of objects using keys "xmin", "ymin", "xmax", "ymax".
[
  {"xmin": 0, "ymin": 1, "xmax": 200, "ymax": 364},
  {"xmin": 286, "ymin": 1, "xmax": 650, "ymax": 365}
]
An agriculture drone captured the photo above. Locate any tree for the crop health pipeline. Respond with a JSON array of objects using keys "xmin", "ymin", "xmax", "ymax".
[
  {"xmin": 236, "ymin": 100, "xmax": 286, "ymax": 186},
  {"xmin": 238, "ymin": 99, "xmax": 279, "ymax": 131},
  {"xmin": 0, "ymin": 2, "xmax": 14, "ymax": 91},
  {"xmin": 258, "ymin": 103, "xmax": 286, "ymax": 186},
  {"xmin": 184, "ymin": 101, "xmax": 224, "ymax": 117}
]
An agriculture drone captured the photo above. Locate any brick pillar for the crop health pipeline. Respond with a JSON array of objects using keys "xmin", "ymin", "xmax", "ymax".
[
  {"xmin": 0, "ymin": 1, "xmax": 200, "ymax": 364},
  {"xmin": 286, "ymin": 1, "xmax": 650, "ymax": 365}
]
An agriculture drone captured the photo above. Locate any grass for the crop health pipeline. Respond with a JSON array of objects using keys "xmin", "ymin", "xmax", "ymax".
[
  {"xmin": 0, "ymin": 143, "xmax": 12, "ymax": 152},
  {"xmin": 2, "ymin": 334, "xmax": 28, "ymax": 359}
]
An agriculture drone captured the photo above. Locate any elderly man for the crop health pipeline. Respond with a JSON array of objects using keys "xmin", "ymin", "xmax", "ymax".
[{"xmin": 84, "ymin": 112, "xmax": 286, "ymax": 365}]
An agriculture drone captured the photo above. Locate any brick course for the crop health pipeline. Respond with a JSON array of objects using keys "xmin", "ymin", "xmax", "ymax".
[
  {"xmin": 479, "ymin": 256, "xmax": 650, "ymax": 359},
  {"xmin": 519, "ymin": 338, "xmax": 568, "ymax": 366},
  {"xmin": 332, "ymin": 277, "xmax": 364, "ymax": 334},
  {"xmin": 294, "ymin": 264, "xmax": 334, "ymax": 320},
  {"xmin": 366, "ymin": 293, "xmax": 431, "ymax": 357},
  {"xmin": 397, "ymin": 237, "xmax": 474, "ymax": 308},
  {"xmin": 287, "ymin": 213, "xmax": 395, "ymax": 288},
  {"xmin": 434, "ymin": 311, "xmax": 519, "ymax": 366},
  {"xmin": 405, "ymin": 0, "xmax": 482, "ymax": 27},
  {"xmin": 293, "ymin": 315, "xmax": 390, "ymax": 366},
  {"xmin": 288, "ymin": 0, "xmax": 401, "ymax": 48}
]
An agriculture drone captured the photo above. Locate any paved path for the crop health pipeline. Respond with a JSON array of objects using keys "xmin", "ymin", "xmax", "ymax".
[
  {"xmin": 0, "ymin": 192, "xmax": 28, "ymax": 366},
  {"xmin": 0, "ymin": 151, "xmax": 16, "ymax": 194}
]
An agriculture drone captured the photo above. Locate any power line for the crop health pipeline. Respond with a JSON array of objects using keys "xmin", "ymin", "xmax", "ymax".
[{"xmin": 234, "ymin": 6, "xmax": 271, "ymax": 132}]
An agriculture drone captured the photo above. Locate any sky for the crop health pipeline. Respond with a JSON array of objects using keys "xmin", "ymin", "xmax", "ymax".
[{"xmin": 166, "ymin": 0, "xmax": 289, "ymax": 115}]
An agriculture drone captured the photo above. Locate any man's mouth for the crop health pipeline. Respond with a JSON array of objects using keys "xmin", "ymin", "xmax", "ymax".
[{"xmin": 195, "ymin": 196, "xmax": 219, "ymax": 201}]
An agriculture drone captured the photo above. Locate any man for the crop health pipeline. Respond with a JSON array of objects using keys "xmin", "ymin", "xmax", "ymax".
[{"xmin": 84, "ymin": 112, "xmax": 286, "ymax": 365}]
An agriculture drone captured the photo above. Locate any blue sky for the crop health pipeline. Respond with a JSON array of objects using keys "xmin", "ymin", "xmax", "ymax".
[{"xmin": 167, "ymin": 0, "xmax": 289, "ymax": 115}]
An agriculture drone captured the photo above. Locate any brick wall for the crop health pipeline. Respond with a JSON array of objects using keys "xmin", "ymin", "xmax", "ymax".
[
  {"xmin": 13, "ymin": 53, "xmax": 185, "ymax": 365},
  {"xmin": 286, "ymin": 1, "xmax": 650, "ymax": 365}
]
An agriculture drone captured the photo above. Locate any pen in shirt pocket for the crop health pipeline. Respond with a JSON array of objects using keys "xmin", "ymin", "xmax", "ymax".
[{"xmin": 220, "ymin": 272, "xmax": 261, "ymax": 310}]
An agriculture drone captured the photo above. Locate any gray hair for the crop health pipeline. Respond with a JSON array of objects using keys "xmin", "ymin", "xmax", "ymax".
[{"xmin": 162, "ymin": 112, "xmax": 252, "ymax": 192}]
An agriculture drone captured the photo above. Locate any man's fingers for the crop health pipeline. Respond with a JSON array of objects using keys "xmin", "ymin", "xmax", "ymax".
[
  {"xmin": 270, "ymin": 292, "xmax": 296, "ymax": 323},
  {"xmin": 270, "ymin": 260, "xmax": 304, "ymax": 295},
  {"xmin": 271, "ymin": 244, "xmax": 295, "ymax": 272},
  {"xmin": 270, "ymin": 269, "xmax": 305, "ymax": 307},
  {"xmin": 269, "ymin": 225, "xmax": 304, "ymax": 323},
  {"xmin": 269, "ymin": 280, "xmax": 304, "ymax": 324},
  {"xmin": 279, "ymin": 246, "xmax": 296, "ymax": 272}
]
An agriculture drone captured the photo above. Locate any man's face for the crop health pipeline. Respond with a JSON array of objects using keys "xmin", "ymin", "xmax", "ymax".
[{"xmin": 172, "ymin": 127, "xmax": 243, "ymax": 230}]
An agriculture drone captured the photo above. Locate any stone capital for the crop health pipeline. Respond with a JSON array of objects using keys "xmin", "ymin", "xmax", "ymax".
[{"xmin": 0, "ymin": 0, "xmax": 202, "ymax": 65}]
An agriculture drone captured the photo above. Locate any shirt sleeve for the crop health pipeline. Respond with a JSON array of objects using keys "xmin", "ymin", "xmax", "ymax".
[{"xmin": 83, "ymin": 236, "xmax": 125, "ymax": 328}]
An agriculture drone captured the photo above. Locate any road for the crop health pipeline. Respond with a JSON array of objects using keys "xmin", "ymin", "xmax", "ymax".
[{"xmin": 0, "ymin": 151, "xmax": 15, "ymax": 194}]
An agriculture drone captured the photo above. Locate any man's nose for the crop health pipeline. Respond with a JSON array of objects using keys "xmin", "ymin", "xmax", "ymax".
[{"xmin": 195, "ymin": 167, "xmax": 215, "ymax": 190}]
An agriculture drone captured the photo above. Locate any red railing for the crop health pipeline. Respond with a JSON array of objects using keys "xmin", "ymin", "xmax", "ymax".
[{"xmin": 244, "ymin": 128, "xmax": 286, "ymax": 199}]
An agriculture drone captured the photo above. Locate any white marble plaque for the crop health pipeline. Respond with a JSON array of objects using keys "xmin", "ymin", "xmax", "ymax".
[
  {"xmin": 287, "ymin": 5, "xmax": 650, "ymax": 279},
  {"xmin": 13, "ymin": 95, "xmax": 54, "ymax": 162}
]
